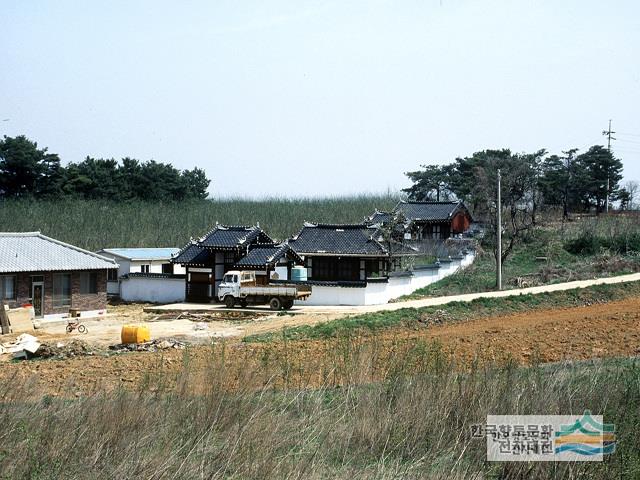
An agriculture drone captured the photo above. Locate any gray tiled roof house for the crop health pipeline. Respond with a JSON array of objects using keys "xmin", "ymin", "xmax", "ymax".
[{"xmin": 0, "ymin": 232, "xmax": 117, "ymax": 273}]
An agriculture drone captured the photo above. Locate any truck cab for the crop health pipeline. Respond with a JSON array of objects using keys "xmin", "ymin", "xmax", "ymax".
[
  {"xmin": 218, "ymin": 271, "xmax": 254, "ymax": 303},
  {"xmin": 217, "ymin": 269, "xmax": 312, "ymax": 310}
]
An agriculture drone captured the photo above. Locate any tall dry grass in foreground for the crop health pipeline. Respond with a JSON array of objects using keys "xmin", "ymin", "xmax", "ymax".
[{"xmin": 0, "ymin": 337, "xmax": 639, "ymax": 479}]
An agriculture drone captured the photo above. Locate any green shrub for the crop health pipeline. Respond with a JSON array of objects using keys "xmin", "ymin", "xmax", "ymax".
[{"xmin": 565, "ymin": 232, "xmax": 640, "ymax": 255}]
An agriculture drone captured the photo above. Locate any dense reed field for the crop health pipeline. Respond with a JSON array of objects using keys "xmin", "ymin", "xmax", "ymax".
[
  {"xmin": 1, "ymin": 338, "xmax": 638, "ymax": 479},
  {"xmin": 0, "ymin": 195, "xmax": 397, "ymax": 250}
]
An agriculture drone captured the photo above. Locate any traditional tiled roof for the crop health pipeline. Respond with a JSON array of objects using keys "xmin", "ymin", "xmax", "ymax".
[
  {"xmin": 97, "ymin": 247, "xmax": 180, "ymax": 261},
  {"xmin": 366, "ymin": 210, "xmax": 393, "ymax": 225},
  {"xmin": 171, "ymin": 242, "xmax": 212, "ymax": 266},
  {"xmin": 233, "ymin": 243, "xmax": 303, "ymax": 269},
  {"xmin": 289, "ymin": 223, "xmax": 388, "ymax": 257},
  {"xmin": 0, "ymin": 232, "xmax": 118, "ymax": 273},
  {"xmin": 198, "ymin": 225, "xmax": 273, "ymax": 250},
  {"xmin": 394, "ymin": 201, "xmax": 471, "ymax": 222}
]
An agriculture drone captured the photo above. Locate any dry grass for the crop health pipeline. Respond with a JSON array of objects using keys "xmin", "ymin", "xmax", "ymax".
[{"xmin": 0, "ymin": 337, "xmax": 638, "ymax": 479}]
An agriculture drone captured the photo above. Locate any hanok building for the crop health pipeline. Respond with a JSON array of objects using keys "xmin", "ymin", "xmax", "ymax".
[
  {"xmin": 369, "ymin": 201, "xmax": 472, "ymax": 240},
  {"xmin": 0, "ymin": 232, "xmax": 117, "ymax": 318},
  {"xmin": 172, "ymin": 225, "xmax": 274, "ymax": 302},
  {"xmin": 288, "ymin": 223, "xmax": 407, "ymax": 283},
  {"xmin": 232, "ymin": 243, "xmax": 304, "ymax": 281}
]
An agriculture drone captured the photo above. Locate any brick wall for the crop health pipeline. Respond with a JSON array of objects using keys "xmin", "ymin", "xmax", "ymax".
[{"xmin": 3, "ymin": 270, "xmax": 107, "ymax": 316}]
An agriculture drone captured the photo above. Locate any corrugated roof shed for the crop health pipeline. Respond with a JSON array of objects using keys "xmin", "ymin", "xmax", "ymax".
[
  {"xmin": 98, "ymin": 247, "xmax": 180, "ymax": 261},
  {"xmin": 0, "ymin": 232, "xmax": 118, "ymax": 273}
]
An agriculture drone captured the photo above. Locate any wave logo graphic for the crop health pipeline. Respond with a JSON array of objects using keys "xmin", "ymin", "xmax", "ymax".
[{"xmin": 555, "ymin": 411, "xmax": 616, "ymax": 456}]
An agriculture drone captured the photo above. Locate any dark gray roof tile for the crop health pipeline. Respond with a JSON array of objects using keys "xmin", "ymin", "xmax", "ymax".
[
  {"xmin": 199, "ymin": 225, "xmax": 273, "ymax": 249},
  {"xmin": 233, "ymin": 243, "xmax": 303, "ymax": 269},
  {"xmin": 289, "ymin": 223, "xmax": 387, "ymax": 256},
  {"xmin": 395, "ymin": 201, "xmax": 470, "ymax": 222}
]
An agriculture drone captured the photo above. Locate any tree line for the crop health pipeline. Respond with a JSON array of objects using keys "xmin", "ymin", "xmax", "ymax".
[
  {"xmin": 0, "ymin": 135, "xmax": 210, "ymax": 201},
  {"xmin": 403, "ymin": 146, "xmax": 629, "ymax": 265},
  {"xmin": 404, "ymin": 145, "xmax": 629, "ymax": 218}
]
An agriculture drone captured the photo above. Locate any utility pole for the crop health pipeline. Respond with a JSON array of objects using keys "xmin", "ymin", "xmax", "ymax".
[
  {"xmin": 602, "ymin": 119, "xmax": 616, "ymax": 213},
  {"xmin": 496, "ymin": 169, "xmax": 502, "ymax": 291}
]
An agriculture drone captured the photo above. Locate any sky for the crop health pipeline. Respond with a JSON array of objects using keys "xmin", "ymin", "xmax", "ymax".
[{"xmin": 1, "ymin": 0, "xmax": 639, "ymax": 198}]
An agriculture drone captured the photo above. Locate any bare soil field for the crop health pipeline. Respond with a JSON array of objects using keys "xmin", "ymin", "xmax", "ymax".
[{"xmin": 2, "ymin": 297, "xmax": 639, "ymax": 397}]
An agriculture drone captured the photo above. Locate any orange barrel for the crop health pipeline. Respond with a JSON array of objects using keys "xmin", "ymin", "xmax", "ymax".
[{"xmin": 121, "ymin": 325, "xmax": 151, "ymax": 344}]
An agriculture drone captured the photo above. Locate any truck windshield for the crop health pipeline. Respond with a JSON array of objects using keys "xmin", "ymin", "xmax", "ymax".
[{"xmin": 223, "ymin": 274, "xmax": 234, "ymax": 283}]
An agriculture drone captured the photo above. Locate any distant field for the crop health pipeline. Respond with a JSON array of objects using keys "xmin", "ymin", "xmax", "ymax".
[{"xmin": 0, "ymin": 195, "xmax": 397, "ymax": 250}]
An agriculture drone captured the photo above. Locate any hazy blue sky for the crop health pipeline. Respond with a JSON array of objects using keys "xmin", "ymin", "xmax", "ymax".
[{"xmin": 1, "ymin": 0, "xmax": 639, "ymax": 197}]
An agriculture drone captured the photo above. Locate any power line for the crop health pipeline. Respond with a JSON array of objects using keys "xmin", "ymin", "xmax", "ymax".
[
  {"xmin": 617, "ymin": 138, "xmax": 640, "ymax": 145},
  {"xmin": 602, "ymin": 120, "xmax": 615, "ymax": 213}
]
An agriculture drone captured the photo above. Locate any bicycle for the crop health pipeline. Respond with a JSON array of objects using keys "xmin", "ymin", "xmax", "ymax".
[{"xmin": 66, "ymin": 319, "xmax": 87, "ymax": 334}]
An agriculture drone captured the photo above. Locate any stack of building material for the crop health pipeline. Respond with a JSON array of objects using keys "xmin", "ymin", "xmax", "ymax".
[
  {"xmin": 0, "ymin": 334, "xmax": 41, "ymax": 359},
  {"xmin": 6, "ymin": 307, "xmax": 35, "ymax": 333}
]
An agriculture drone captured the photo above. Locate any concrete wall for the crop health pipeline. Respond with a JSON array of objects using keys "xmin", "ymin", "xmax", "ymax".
[
  {"xmin": 298, "ymin": 250, "xmax": 476, "ymax": 306},
  {"xmin": 120, "ymin": 276, "xmax": 186, "ymax": 303},
  {"xmin": 107, "ymin": 281, "xmax": 120, "ymax": 295},
  {"xmin": 99, "ymin": 254, "xmax": 185, "ymax": 297}
]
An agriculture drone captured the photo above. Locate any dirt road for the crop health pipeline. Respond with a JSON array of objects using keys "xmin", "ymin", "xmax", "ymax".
[
  {"xmin": 146, "ymin": 272, "xmax": 640, "ymax": 315},
  {"xmin": 3, "ymin": 297, "xmax": 640, "ymax": 397}
]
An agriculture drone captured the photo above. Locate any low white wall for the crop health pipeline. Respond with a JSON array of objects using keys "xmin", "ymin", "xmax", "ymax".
[
  {"xmin": 299, "ymin": 250, "xmax": 476, "ymax": 306},
  {"xmin": 107, "ymin": 281, "xmax": 120, "ymax": 295},
  {"xmin": 120, "ymin": 276, "xmax": 186, "ymax": 303}
]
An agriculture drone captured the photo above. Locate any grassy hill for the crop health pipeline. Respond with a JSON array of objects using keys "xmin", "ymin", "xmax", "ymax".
[{"xmin": 0, "ymin": 195, "xmax": 397, "ymax": 250}]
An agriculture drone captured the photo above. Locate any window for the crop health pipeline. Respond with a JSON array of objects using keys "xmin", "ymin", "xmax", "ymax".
[
  {"xmin": 0, "ymin": 276, "xmax": 16, "ymax": 300},
  {"xmin": 224, "ymin": 252, "xmax": 235, "ymax": 264},
  {"xmin": 53, "ymin": 273, "xmax": 71, "ymax": 307},
  {"xmin": 80, "ymin": 271, "xmax": 98, "ymax": 294},
  {"xmin": 162, "ymin": 263, "xmax": 174, "ymax": 274},
  {"xmin": 140, "ymin": 265, "xmax": 150, "ymax": 273},
  {"xmin": 107, "ymin": 269, "xmax": 118, "ymax": 282},
  {"xmin": 432, "ymin": 225, "xmax": 441, "ymax": 239}
]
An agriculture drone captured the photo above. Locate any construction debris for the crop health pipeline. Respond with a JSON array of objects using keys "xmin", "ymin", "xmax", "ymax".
[
  {"xmin": 418, "ymin": 309, "xmax": 454, "ymax": 326},
  {"xmin": 32, "ymin": 340, "xmax": 96, "ymax": 359},
  {"xmin": 109, "ymin": 338, "xmax": 186, "ymax": 353},
  {"xmin": 0, "ymin": 333, "xmax": 41, "ymax": 359}
]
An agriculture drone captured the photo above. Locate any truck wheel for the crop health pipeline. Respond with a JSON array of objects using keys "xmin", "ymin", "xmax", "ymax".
[
  {"xmin": 224, "ymin": 296, "xmax": 235, "ymax": 308},
  {"xmin": 283, "ymin": 299, "xmax": 294, "ymax": 310},
  {"xmin": 269, "ymin": 297, "xmax": 282, "ymax": 311}
]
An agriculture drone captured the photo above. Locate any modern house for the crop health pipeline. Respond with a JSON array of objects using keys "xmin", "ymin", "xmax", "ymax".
[
  {"xmin": 172, "ymin": 225, "xmax": 274, "ymax": 302},
  {"xmin": 369, "ymin": 201, "xmax": 472, "ymax": 240},
  {"xmin": 97, "ymin": 248, "xmax": 185, "ymax": 296},
  {"xmin": 0, "ymin": 232, "xmax": 117, "ymax": 318},
  {"xmin": 96, "ymin": 248, "xmax": 187, "ymax": 303}
]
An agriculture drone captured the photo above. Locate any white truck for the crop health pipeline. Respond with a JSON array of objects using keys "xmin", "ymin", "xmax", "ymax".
[{"xmin": 217, "ymin": 270, "xmax": 312, "ymax": 310}]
